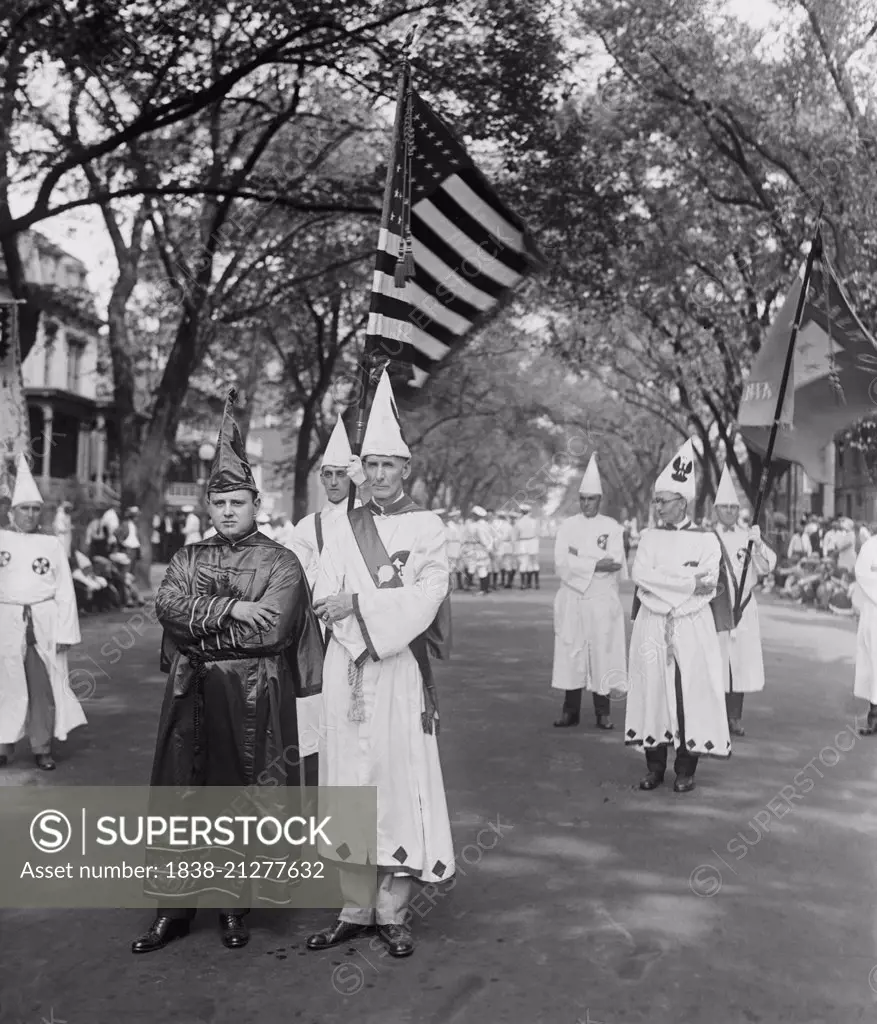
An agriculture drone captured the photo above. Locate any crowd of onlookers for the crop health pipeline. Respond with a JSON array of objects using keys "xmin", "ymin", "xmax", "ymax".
[
  {"xmin": 766, "ymin": 514, "xmax": 866, "ymax": 615},
  {"xmin": 48, "ymin": 502, "xmax": 298, "ymax": 616},
  {"xmin": 54, "ymin": 502, "xmax": 147, "ymax": 615}
]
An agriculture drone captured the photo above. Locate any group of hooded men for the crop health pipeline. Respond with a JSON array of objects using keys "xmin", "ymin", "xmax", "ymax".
[
  {"xmin": 438, "ymin": 504, "xmax": 542, "ymax": 595},
  {"xmin": 10, "ymin": 371, "xmax": 877, "ymax": 962},
  {"xmin": 549, "ymin": 437, "xmax": 777, "ymax": 793},
  {"xmin": 0, "ymin": 370, "xmax": 455, "ymax": 960}
]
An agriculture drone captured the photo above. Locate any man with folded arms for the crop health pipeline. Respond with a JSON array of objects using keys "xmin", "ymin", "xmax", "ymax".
[
  {"xmin": 131, "ymin": 389, "xmax": 322, "ymax": 954},
  {"xmin": 625, "ymin": 439, "xmax": 731, "ymax": 793},
  {"xmin": 551, "ymin": 454, "xmax": 628, "ymax": 731}
]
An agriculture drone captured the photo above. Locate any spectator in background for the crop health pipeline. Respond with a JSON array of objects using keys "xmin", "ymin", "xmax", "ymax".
[
  {"xmin": 91, "ymin": 552, "xmax": 125, "ymax": 608},
  {"xmin": 804, "ymin": 514, "xmax": 822, "ymax": 556},
  {"xmin": 835, "ymin": 517, "xmax": 857, "ymax": 575},
  {"xmin": 70, "ymin": 549, "xmax": 114, "ymax": 613},
  {"xmin": 787, "ymin": 524, "xmax": 812, "ymax": 561},
  {"xmin": 121, "ymin": 507, "xmax": 141, "ymax": 569},
  {"xmin": 858, "ymin": 521, "xmax": 872, "ymax": 553},
  {"xmin": 84, "ymin": 511, "xmax": 103, "ymax": 558},
  {"xmin": 99, "ymin": 503, "xmax": 121, "ymax": 555},
  {"xmin": 822, "ymin": 518, "xmax": 842, "ymax": 560},
  {"xmin": 181, "ymin": 505, "xmax": 201, "ymax": 545},
  {"xmin": 53, "ymin": 501, "xmax": 73, "ymax": 557},
  {"xmin": 161, "ymin": 510, "xmax": 176, "ymax": 561}
]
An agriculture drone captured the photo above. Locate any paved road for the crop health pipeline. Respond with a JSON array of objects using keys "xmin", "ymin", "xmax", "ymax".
[{"xmin": 2, "ymin": 549, "xmax": 876, "ymax": 1024}]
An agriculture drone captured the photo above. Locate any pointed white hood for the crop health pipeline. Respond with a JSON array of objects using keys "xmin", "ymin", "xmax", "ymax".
[
  {"xmin": 715, "ymin": 463, "xmax": 739, "ymax": 506},
  {"xmin": 11, "ymin": 453, "xmax": 43, "ymax": 506},
  {"xmin": 322, "ymin": 417, "xmax": 352, "ymax": 469},
  {"xmin": 361, "ymin": 370, "xmax": 411, "ymax": 459},
  {"xmin": 654, "ymin": 439, "xmax": 696, "ymax": 501},
  {"xmin": 578, "ymin": 454, "xmax": 602, "ymax": 495}
]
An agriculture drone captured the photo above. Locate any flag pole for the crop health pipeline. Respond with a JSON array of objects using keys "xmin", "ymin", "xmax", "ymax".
[
  {"xmin": 347, "ymin": 25, "xmax": 417, "ymax": 512},
  {"xmin": 733, "ymin": 203, "xmax": 824, "ymax": 621}
]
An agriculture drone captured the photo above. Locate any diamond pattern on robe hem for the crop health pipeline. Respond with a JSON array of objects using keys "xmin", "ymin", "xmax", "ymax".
[
  {"xmin": 336, "ymin": 843, "xmax": 351, "ymax": 860},
  {"xmin": 432, "ymin": 860, "xmax": 446, "ymax": 877},
  {"xmin": 393, "ymin": 846, "xmax": 408, "ymax": 864},
  {"xmin": 704, "ymin": 741, "xmax": 714, "ymax": 751},
  {"xmin": 687, "ymin": 739, "xmax": 696, "ymax": 749},
  {"xmin": 645, "ymin": 735, "xmax": 656, "ymax": 744},
  {"xmin": 626, "ymin": 729, "xmax": 636, "ymax": 738},
  {"xmin": 664, "ymin": 731, "xmax": 673, "ymax": 741}
]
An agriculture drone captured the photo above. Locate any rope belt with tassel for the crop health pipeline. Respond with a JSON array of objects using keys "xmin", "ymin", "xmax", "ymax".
[
  {"xmin": 348, "ymin": 654, "xmax": 366, "ymax": 724},
  {"xmin": 664, "ymin": 616, "xmax": 676, "ymax": 666}
]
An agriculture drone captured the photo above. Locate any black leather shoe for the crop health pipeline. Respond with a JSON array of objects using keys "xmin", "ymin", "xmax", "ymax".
[
  {"xmin": 219, "ymin": 914, "xmax": 249, "ymax": 948},
  {"xmin": 674, "ymin": 776, "xmax": 696, "ymax": 793},
  {"xmin": 639, "ymin": 772, "xmax": 664, "ymax": 790},
  {"xmin": 35, "ymin": 754, "xmax": 55, "ymax": 770},
  {"xmin": 553, "ymin": 711, "xmax": 580, "ymax": 728},
  {"xmin": 728, "ymin": 719, "xmax": 745, "ymax": 736},
  {"xmin": 860, "ymin": 714, "xmax": 877, "ymax": 736},
  {"xmin": 377, "ymin": 923, "xmax": 414, "ymax": 958},
  {"xmin": 306, "ymin": 919, "xmax": 370, "ymax": 950},
  {"xmin": 596, "ymin": 715, "xmax": 614, "ymax": 730},
  {"xmin": 131, "ymin": 916, "xmax": 190, "ymax": 954}
]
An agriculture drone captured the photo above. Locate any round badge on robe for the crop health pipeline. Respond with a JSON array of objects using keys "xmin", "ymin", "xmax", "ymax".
[
  {"xmin": 32, "ymin": 556, "xmax": 50, "ymax": 575},
  {"xmin": 0, "ymin": 550, "xmax": 10, "ymax": 567}
]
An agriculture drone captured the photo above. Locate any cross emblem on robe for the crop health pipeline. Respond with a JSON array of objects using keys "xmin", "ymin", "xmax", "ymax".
[
  {"xmin": 0, "ymin": 550, "xmax": 10, "ymax": 566},
  {"xmin": 32, "ymin": 556, "xmax": 50, "ymax": 575}
]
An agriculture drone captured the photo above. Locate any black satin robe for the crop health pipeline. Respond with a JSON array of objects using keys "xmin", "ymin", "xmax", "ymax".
[{"xmin": 150, "ymin": 528, "xmax": 323, "ymax": 787}]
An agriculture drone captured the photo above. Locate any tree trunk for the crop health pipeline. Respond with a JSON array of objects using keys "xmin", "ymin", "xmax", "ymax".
[
  {"xmin": 293, "ymin": 401, "xmax": 317, "ymax": 523},
  {"xmin": 694, "ymin": 453, "xmax": 710, "ymax": 522},
  {"xmin": 234, "ymin": 337, "xmax": 264, "ymax": 449}
]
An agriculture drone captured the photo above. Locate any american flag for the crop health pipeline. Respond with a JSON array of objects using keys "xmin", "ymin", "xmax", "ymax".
[{"xmin": 365, "ymin": 87, "xmax": 543, "ymax": 387}]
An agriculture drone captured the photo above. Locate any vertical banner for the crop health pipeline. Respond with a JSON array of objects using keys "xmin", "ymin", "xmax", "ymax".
[{"xmin": 0, "ymin": 301, "xmax": 30, "ymax": 498}]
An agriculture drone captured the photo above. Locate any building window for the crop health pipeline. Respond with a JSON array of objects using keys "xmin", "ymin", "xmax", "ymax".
[
  {"xmin": 67, "ymin": 336, "xmax": 85, "ymax": 392},
  {"xmin": 43, "ymin": 321, "xmax": 58, "ymax": 387}
]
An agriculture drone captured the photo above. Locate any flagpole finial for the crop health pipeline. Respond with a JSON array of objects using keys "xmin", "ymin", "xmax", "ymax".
[{"xmin": 403, "ymin": 23, "xmax": 420, "ymax": 56}]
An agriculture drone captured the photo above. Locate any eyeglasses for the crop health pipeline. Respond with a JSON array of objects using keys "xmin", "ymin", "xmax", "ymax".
[{"xmin": 652, "ymin": 497, "xmax": 681, "ymax": 507}]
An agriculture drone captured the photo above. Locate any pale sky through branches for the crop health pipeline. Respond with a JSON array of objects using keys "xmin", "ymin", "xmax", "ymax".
[{"xmin": 17, "ymin": 0, "xmax": 785, "ymax": 308}]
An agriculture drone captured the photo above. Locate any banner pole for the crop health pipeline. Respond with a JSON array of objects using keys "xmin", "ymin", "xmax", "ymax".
[
  {"xmin": 346, "ymin": 29, "xmax": 416, "ymax": 513},
  {"xmin": 734, "ymin": 204, "xmax": 824, "ymax": 620}
]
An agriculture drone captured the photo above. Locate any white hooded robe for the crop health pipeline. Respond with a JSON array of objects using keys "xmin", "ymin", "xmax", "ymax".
[
  {"xmin": 552, "ymin": 513, "xmax": 628, "ymax": 693},
  {"xmin": 313, "ymin": 506, "xmax": 454, "ymax": 883},
  {"xmin": 625, "ymin": 524, "xmax": 730, "ymax": 758},
  {"xmin": 0, "ymin": 529, "xmax": 87, "ymax": 743},
  {"xmin": 715, "ymin": 524, "xmax": 776, "ymax": 693}
]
